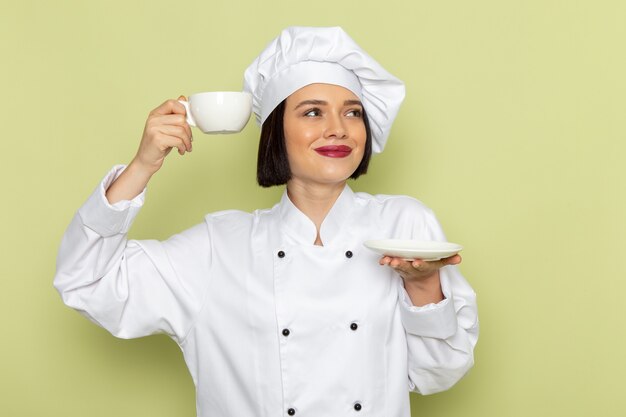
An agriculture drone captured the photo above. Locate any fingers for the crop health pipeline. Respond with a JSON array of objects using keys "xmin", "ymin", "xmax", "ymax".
[
  {"xmin": 150, "ymin": 98, "xmax": 188, "ymax": 116},
  {"xmin": 152, "ymin": 113, "xmax": 187, "ymax": 125},
  {"xmin": 379, "ymin": 256, "xmax": 412, "ymax": 270},
  {"xmin": 379, "ymin": 256, "xmax": 411, "ymax": 274},
  {"xmin": 157, "ymin": 125, "xmax": 192, "ymax": 153},
  {"xmin": 411, "ymin": 254, "xmax": 461, "ymax": 270},
  {"xmin": 379, "ymin": 253, "xmax": 462, "ymax": 273},
  {"xmin": 135, "ymin": 95, "xmax": 195, "ymax": 172},
  {"xmin": 151, "ymin": 113, "xmax": 193, "ymax": 141},
  {"xmin": 176, "ymin": 95, "xmax": 192, "ymax": 138},
  {"xmin": 153, "ymin": 134, "xmax": 188, "ymax": 156},
  {"xmin": 145, "ymin": 102, "xmax": 193, "ymax": 147}
]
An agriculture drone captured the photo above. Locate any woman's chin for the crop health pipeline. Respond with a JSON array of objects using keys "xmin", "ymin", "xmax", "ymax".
[{"xmin": 306, "ymin": 172, "xmax": 354, "ymax": 186}]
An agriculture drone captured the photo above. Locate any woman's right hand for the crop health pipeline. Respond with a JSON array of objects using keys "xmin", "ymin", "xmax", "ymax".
[
  {"xmin": 105, "ymin": 96, "xmax": 193, "ymax": 205},
  {"xmin": 132, "ymin": 96, "xmax": 193, "ymax": 175}
]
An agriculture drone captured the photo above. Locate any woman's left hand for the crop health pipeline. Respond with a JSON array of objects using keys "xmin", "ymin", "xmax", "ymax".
[
  {"xmin": 380, "ymin": 254, "xmax": 461, "ymax": 306},
  {"xmin": 379, "ymin": 254, "xmax": 461, "ymax": 284}
]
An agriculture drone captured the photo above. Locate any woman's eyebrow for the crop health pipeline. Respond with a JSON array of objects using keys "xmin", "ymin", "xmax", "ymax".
[
  {"xmin": 344, "ymin": 100, "xmax": 363, "ymax": 107},
  {"xmin": 293, "ymin": 99, "xmax": 326, "ymax": 110},
  {"xmin": 293, "ymin": 99, "xmax": 363, "ymax": 110}
]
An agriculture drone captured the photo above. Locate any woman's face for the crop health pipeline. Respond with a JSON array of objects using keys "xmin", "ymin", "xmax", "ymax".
[{"xmin": 283, "ymin": 83, "xmax": 367, "ymax": 187}]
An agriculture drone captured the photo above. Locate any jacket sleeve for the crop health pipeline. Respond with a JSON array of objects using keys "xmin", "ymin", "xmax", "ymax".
[
  {"xmin": 53, "ymin": 165, "xmax": 212, "ymax": 344},
  {"xmin": 398, "ymin": 206, "xmax": 479, "ymax": 395}
]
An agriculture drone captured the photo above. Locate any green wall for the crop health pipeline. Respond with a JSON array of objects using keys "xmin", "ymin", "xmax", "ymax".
[{"xmin": 1, "ymin": 0, "xmax": 624, "ymax": 416}]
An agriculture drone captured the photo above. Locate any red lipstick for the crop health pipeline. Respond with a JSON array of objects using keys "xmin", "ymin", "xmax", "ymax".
[{"xmin": 314, "ymin": 145, "xmax": 352, "ymax": 158}]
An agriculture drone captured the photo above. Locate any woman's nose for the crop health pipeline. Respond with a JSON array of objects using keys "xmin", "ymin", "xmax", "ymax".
[{"xmin": 323, "ymin": 114, "xmax": 348, "ymax": 139}]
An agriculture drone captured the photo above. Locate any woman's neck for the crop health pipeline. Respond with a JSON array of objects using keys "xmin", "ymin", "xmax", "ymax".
[{"xmin": 286, "ymin": 179, "xmax": 347, "ymax": 245}]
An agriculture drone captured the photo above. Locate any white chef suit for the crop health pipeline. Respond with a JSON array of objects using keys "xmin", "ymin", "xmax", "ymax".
[{"xmin": 54, "ymin": 165, "xmax": 478, "ymax": 417}]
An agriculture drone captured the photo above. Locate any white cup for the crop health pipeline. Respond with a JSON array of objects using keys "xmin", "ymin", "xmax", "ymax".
[{"xmin": 178, "ymin": 91, "xmax": 252, "ymax": 134}]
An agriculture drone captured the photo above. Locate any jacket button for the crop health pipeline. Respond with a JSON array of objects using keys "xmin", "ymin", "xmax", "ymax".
[
  {"xmin": 345, "ymin": 250, "xmax": 353, "ymax": 258},
  {"xmin": 287, "ymin": 408, "xmax": 296, "ymax": 415},
  {"xmin": 354, "ymin": 403, "xmax": 362, "ymax": 411},
  {"xmin": 350, "ymin": 323, "xmax": 358, "ymax": 331},
  {"xmin": 282, "ymin": 328, "xmax": 290, "ymax": 337},
  {"xmin": 278, "ymin": 250, "xmax": 285, "ymax": 258}
]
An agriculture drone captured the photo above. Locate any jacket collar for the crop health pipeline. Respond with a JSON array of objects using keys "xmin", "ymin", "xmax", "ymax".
[{"xmin": 278, "ymin": 184, "xmax": 356, "ymax": 246}]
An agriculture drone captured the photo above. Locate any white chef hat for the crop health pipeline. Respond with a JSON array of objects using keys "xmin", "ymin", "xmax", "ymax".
[{"xmin": 243, "ymin": 26, "xmax": 405, "ymax": 153}]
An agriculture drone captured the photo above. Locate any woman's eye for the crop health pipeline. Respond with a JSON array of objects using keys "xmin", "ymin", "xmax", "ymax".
[
  {"xmin": 347, "ymin": 109, "xmax": 363, "ymax": 117},
  {"xmin": 304, "ymin": 108, "xmax": 320, "ymax": 117}
]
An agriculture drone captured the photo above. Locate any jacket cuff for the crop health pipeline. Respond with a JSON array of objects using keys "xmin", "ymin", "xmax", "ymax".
[
  {"xmin": 398, "ymin": 268, "xmax": 458, "ymax": 339},
  {"xmin": 77, "ymin": 165, "xmax": 146, "ymax": 237}
]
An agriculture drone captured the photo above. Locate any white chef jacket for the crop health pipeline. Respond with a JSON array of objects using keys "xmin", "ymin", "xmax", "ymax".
[{"xmin": 54, "ymin": 165, "xmax": 478, "ymax": 417}]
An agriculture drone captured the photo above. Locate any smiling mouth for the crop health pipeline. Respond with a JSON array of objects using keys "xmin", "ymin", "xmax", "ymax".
[{"xmin": 314, "ymin": 145, "xmax": 353, "ymax": 158}]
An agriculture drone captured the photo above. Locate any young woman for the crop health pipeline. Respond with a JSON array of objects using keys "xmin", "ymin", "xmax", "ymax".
[{"xmin": 55, "ymin": 26, "xmax": 478, "ymax": 417}]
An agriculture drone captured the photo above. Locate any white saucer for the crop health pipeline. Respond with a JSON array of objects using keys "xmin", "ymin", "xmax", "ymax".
[{"xmin": 363, "ymin": 239, "xmax": 463, "ymax": 261}]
